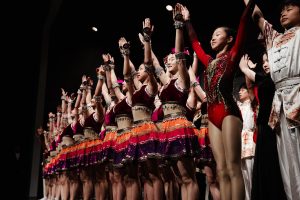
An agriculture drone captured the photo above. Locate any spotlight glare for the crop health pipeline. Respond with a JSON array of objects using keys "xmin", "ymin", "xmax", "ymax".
[
  {"xmin": 166, "ymin": 5, "xmax": 173, "ymax": 11},
  {"xmin": 92, "ymin": 27, "xmax": 98, "ymax": 32}
]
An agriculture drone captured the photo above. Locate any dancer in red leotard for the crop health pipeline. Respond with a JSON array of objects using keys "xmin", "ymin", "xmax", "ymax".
[{"xmin": 179, "ymin": 1, "xmax": 255, "ymax": 199}]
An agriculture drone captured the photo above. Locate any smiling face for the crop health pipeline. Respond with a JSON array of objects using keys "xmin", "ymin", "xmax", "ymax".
[
  {"xmin": 137, "ymin": 64, "xmax": 148, "ymax": 82},
  {"xmin": 164, "ymin": 53, "xmax": 178, "ymax": 74},
  {"xmin": 280, "ymin": 3, "xmax": 300, "ymax": 29}
]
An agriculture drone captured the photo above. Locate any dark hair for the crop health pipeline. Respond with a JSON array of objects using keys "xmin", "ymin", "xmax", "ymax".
[
  {"xmin": 165, "ymin": 47, "xmax": 192, "ymax": 68},
  {"xmin": 239, "ymin": 82, "xmax": 248, "ymax": 91},
  {"xmin": 200, "ymin": 101, "xmax": 207, "ymax": 115},
  {"xmin": 185, "ymin": 54, "xmax": 192, "ymax": 68},
  {"xmin": 280, "ymin": 0, "xmax": 300, "ymax": 10},
  {"xmin": 219, "ymin": 26, "xmax": 237, "ymax": 48}
]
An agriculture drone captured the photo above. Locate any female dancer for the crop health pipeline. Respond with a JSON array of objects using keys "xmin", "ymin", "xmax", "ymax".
[
  {"xmin": 101, "ymin": 53, "xmax": 126, "ymax": 200},
  {"xmin": 181, "ymin": 1, "xmax": 255, "ymax": 199},
  {"xmin": 123, "ymin": 18, "xmax": 164, "ymax": 200},
  {"xmin": 154, "ymin": 4, "xmax": 201, "ymax": 200},
  {"xmin": 106, "ymin": 40, "xmax": 140, "ymax": 199}
]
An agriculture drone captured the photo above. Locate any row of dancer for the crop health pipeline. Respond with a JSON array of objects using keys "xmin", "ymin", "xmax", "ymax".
[
  {"xmin": 37, "ymin": 0, "xmax": 300, "ymax": 199},
  {"xmin": 38, "ymin": 1, "xmax": 254, "ymax": 199},
  {"xmin": 38, "ymin": 8, "xmax": 218, "ymax": 200}
]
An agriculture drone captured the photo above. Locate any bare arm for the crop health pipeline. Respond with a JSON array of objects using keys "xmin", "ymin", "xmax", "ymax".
[
  {"xmin": 110, "ymin": 66, "xmax": 125, "ymax": 101},
  {"xmin": 174, "ymin": 3, "xmax": 190, "ymax": 89},
  {"xmin": 142, "ymin": 18, "xmax": 158, "ymax": 95},
  {"xmin": 56, "ymin": 110, "xmax": 62, "ymax": 131},
  {"xmin": 80, "ymin": 75, "xmax": 88, "ymax": 121},
  {"xmin": 119, "ymin": 37, "xmax": 135, "ymax": 104},
  {"xmin": 44, "ymin": 131, "xmax": 50, "ymax": 151},
  {"xmin": 239, "ymin": 54, "xmax": 256, "ymax": 82},
  {"xmin": 187, "ymin": 87, "xmax": 197, "ymax": 110},
  {"xmin": 129, "ymin": 59, "xmax": 142, "ymax": 90},
  {"xmin": 61, "ymin": 88, "xmax": 67, "ymax": 115},
  {"xmin": 66, "ymin": 94, "xmax": 75, "ymax": 124},
  {"xmin": 191, "ymin": 52, "xmax": 199, "ymax": 75},
  {"xmin": 86, "ymin": 77, "xmax": 94, "ymax": 116},
  {"xmin": 102, "ymin": 53, "xmax": 114, "ymax": 105},
  {"xmin": 74, "ymin": 90, "xmax": 81, "ymax": 109},
  {"xmin": 48, "ymin": 112, "xmax": 55, "ymax": 136},
  {"xmin": 73, "ymin": 88, "xmax": 82, "ymax": 122},
  {"xmin": 102, "ymin": 81, "xmax": 111, "ymax": 106},
  {"xmin": 85, "ymin": 76, "xmax": 93, "ymax": 103},
  {"xmin": 94, "ymin": 65, "xmax": 105, "ymax": 123},
  {"xmin": 188, "ymin": 67, "xmax": 206, "ymax": 102},
  {"xmin": 140, "ymin": 37, "xmax": 169, "ymax": 85},
  {"xmin": 59, "ymin": 89, "xmax": 68, "ymax": 128}
]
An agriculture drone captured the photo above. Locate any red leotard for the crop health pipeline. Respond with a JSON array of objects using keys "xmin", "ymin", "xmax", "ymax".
[{"xmin": 190, "ymin": 17, "xmax": 249, "ymax": 130}]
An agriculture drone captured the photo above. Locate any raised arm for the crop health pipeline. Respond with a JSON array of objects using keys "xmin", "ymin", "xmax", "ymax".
[
  {"xmin": 80, "ymin": 75, "xmax": 88, "ymax": 120},
  {"xmin": 239, "ymin": 54, "xmax": 256, "ymax": 82},
  {"xmin": 138, "ymin": 33, "xmax": 169, "ymax": 85},
  {"xmin": 181, "ymin": 5, "xmax": 211, "ymax": 67},
  {"xmin": 102, "ymin": 81, "xmax": 111, "ymax": 106},
  {"xmin": 86, "ymin": 77, "xmax": 94, "ymax": 116},
  {"xmin": 61, "ymin": 88, "xmax": 67, "ymax": 111},
  {"xmin": 43, "ymin": 130, "xmax": 50, "ymax": 152},
  {"xmin": 66, "ymin": 93, "xmax": 75, "ymax": 124},
  {"xmin": 94, "ymin": 65, "xmax": 105, "ymax": 122},
  {"xmin": 142, "ymin": 18, "xmax": 158, "ymax": 95},
  {"xmin": 102, "ymin": 53, "xmax": 120, "ymax": 104},
  {"xmin": 230, "ymin": 0, "xmax": 256, "ymax": 62},
  {"xmin": 239, "ymin": 54, "xmax": 258, "ymax": 102},
  {"xmin": 110, "ymin": 64, "xmax": 125, "ymax": 101},
  {"xmin": 129, "ymin": 59, "xmax": 142, "ymax": 90},
  {"xmin": 48, "ymin": 112, "xmax": 55, "ymax": 135},
  {"xmin": 119, "ymin": 37, "xmax": 135, "ymax": 103},
  {"xmin": 59, "ymin": 88, "xmax": 68, "ymax": 129},
  {"xmin": 174, "ymin": 3, "xmax": 190, "ymax": 89},
  {"xmin": 73, "ymin": 86, "xmax": 82, "ymax": 122},
  {"xmin": 243, "ymin": 0, "xmax": 265, "ymax": 32}
]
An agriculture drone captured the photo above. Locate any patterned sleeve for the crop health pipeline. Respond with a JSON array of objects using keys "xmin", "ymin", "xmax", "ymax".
[{"xmin": 262, "ymin": 20, "xmax": 281, "ymax": 50}]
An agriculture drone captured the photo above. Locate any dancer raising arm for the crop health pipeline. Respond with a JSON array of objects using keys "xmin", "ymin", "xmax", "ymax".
[{"xmin": 181, "ymin": 1, "xmax": 256, "ymax": 199}]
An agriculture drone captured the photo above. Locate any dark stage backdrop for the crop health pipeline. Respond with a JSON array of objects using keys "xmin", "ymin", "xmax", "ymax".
[{"xmin": 9, "ymin": 0, "xmax": 283, "ymax": 198}]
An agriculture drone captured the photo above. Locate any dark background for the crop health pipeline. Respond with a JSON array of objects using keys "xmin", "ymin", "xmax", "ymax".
[{"xmin": 7, "ymin": 0, "xmax": 284, "ymax": 199}]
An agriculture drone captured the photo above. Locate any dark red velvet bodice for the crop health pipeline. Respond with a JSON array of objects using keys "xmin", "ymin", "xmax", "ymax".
[
  {"xmin": 84, "ymin": 113, "xmax": 102, "ymax": 133},
  {"xmin": 159, "ymin": 79, "xmax": 188, "ymax": 106},
  {"xmin": 113, "ymin": 97, "xmax": 133, "ymax": 118},
  {"xmin": 72, "ymin": 121, "xmax": 84, "ymax": 135},
  {"xmin": 132, "ymin": 85, "xmax": 155, "ymax": 109}
]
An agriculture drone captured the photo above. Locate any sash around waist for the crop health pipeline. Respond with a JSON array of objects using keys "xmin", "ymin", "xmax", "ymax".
[{"xmin": 275, "ymin": 76, "xmax": 300, "ymax": 90}]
